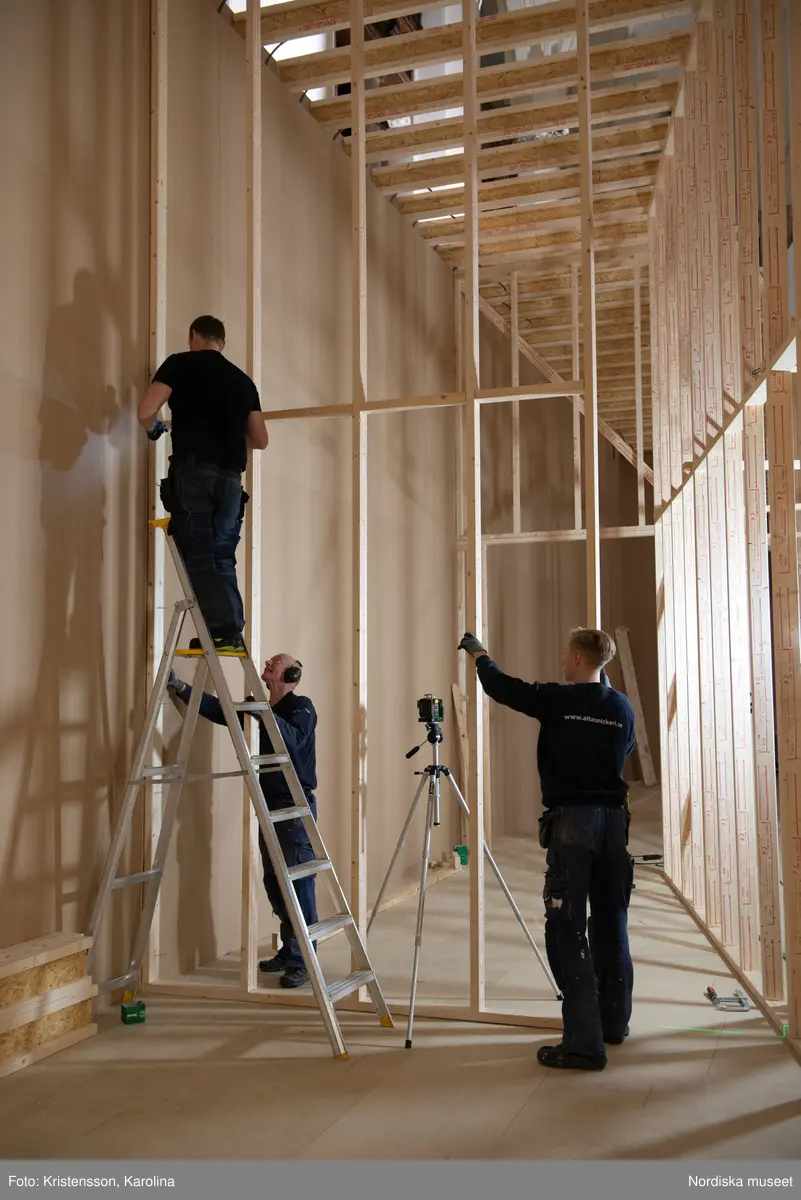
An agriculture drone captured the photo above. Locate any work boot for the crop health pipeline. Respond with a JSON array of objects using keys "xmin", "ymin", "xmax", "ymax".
[
  {"xmin": 280, "ymin": 966, "xmax": 309, "ymax": 989},
  {"xmin": 537, "ymin": 1044, "xmax": 606, "ymax": 1071},
  {"xmin": 188, "ymin": 634, "xmax": 246, "ymax": 655},
  {"xmin": 258, "ymin": 954, "xmax": 288, "ymax": 974},
  {"xmin": 604, "ymin": 1025, "xmax": 630, "ymax": 1046}
]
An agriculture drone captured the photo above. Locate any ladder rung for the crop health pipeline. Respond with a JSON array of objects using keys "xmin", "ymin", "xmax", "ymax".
[
  {"xmin": 234, "ymin": 702, "xmax": 271, "ymax": 712},
  {"xmin": 98, "ymin": 972, "xmax": 136, "ymax": 994},
  {"xmin": 271, "ymin": 806, "xmax": 312, "ymax": 822},
  {"xmin": 111, "ymin": 869, "xmax": 162, "ymax": 891},
  {"xmin": 287, "ymin": 858, "xmax": 332, "ymax": 882},
  {"xmin": 139, "ymin": 765, "xmax": 185, "ymax": 782},
  {"xmin": 328, "ymin": 970, "xmax": 374, "ymax": 1005},
  {"xmin": 251, "ymin": 754, "xmax": 290, "ymax": 767},
  {"xmin": 307, "ymin": 914, "xmax": 352, "ymax": 943},
  {"xmin": 184, "ymin": 769, "xmax": 248, "ymax": 784}
]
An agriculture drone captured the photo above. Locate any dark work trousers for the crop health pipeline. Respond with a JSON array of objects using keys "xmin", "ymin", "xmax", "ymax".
[
  {"xmin": 542, "ymin": 804, "xmax": 634, "ymax": 1057},
  {"xmin": 160, "ymin": 458, "xmax": 246, "ymax": 638},
  {"xmin": 258, "ymin": 799, "xmax": 319, "ymax": 971}
]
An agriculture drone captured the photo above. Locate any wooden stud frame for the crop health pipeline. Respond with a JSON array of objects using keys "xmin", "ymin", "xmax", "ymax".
[
  {"xmin": 650, "ymin": 1, "xmax": 801, "ymax": 1049},
  {"xmin": 143, "ymin": 0, "xmax": 168, "ymax": 988},
  {"xmin": 138, "ymin": 0, "xmax": 801, "ymax": 1052}
]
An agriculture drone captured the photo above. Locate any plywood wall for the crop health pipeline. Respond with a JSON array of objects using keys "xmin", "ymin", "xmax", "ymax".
[
  {"xmin": 0, "ymin": 0, "xmax": 659, "ymax": 986},
  {"xmin": 0, "ymin": 2, "xmax": 150, "ymax": 980}
]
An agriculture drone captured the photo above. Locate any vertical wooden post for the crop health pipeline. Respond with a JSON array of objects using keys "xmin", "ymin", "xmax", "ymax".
[
  {"xmin": 463, "ymin": 0, "xmax": 485, "ymax": 1014},
  {"xmin": 143, "ymin": 0, "xmax": 168, "ymax": 987},
  {"xmin": 716, "ymin": 0, "xmax": 760, "ymax": 976},
  {"xmin": 765, "ymin": 372, "xmax": 801, "ymax": 1039},
  {"xmin": 241, "ymin": 0, "xmax": 262, "ymax": 993},
  {"xmin": 350, "ymin": 0, "xmax": 368, "ymax": 969},
  {"xmin": 735, "ymin": 0, "xmax": 763, "ymax": 383},
  {"xmin": 576, "ymin": 0, "xmax": 600, "ymax": 626},
  {"xmin": 744, "ymin": 399, "xmax": 782, "ymax": 997},
  {"xmin": 571, "ymin": 262, "xmax": 582, "ymax": 530},
  {"xmin": 634, "ymin": 266, "xmax": 645, "ymax": 525},
  {"xmin": 454, "ymin": 276, "xmax": 468, "ymax": 845},
  {"xmin": 759, "ymin": 0, "xmax": 789, "ymax": 360},
  {"xmin": 510, "ymin": 272, "xmax": 521, "ymax": 536},
  {"xmin": 736, "ymin": 4, "xmax": 780, "ymax": 994}
]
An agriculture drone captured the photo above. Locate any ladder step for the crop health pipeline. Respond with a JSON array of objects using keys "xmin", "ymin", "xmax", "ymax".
[
  {"xmin": 251, "ymin": 753, "xmax": 290, "ymax": 768},
  {"xmin": 234, "ymin": 702, "xmax": 271, "ymax": 712},
  {"xmin": 308, "ymin": 914, "xmax": 353, "ymax": 943},
  {"xmin": 271, "ymin": 806, "xmax": 312, "ymax": 822},
  {"xmin": 98, "ymin": 972, "xmax": 136, "ymax": 995},
  {"xmin": 111, "ymin": 869, "xmax": 162, "ymax": 891},
  {"xmin": 287, "ymin": 858, "xmax": 332, "ymax": 882},
  {"xmin": 328, "ymin": 970, "xmax": 375, "ymax": 1005},
  {"xmin": 139, "ymin": 765, "xmax": 185, "ymax": 782}
]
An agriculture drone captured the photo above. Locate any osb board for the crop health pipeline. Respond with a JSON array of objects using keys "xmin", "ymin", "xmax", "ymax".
[
  {"xmin": 0, "ymin": 999, "xmax": 93, "ymax": 1063},
  {"xmin": 0, "ymin": 1023, "xmax": 97, "ymax": 1082},
  {"xmin": 0, "ymin": 933, "xmax": 92, "ymax": 981},
  {"xmin": 0, "ymin": 951, "xmax": 86, "ymax": 1009}
]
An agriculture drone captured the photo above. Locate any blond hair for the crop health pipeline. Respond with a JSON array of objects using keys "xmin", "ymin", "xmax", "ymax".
[{"xmin": 568, "ymin": 627, "xmax": 616, "ymax": 669}]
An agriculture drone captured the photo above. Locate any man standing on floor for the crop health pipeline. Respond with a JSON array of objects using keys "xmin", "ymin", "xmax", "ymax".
[
  {"xmin": 459, "ymin": 626, "xmax": 636, "ymax": 1072},
  {"xmin": 138, "ymin": 315, "xmax": 269, "ymax": 653},
  {"xmin": 168, "ymin": 653, "xmax": 319, "ymax": 989}
]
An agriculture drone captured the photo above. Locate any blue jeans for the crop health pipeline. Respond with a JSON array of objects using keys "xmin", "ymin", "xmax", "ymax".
[
  {"xmin": 161, "ymin": 460, "xmax": 245, "ymax": 637},
  {"xmin": 542, "ymin": 805, "xmax": 634, "ymax": 1057},
  {"xmin": 259, "ymin": 800, "xmax": 319, "ymax": 971}
]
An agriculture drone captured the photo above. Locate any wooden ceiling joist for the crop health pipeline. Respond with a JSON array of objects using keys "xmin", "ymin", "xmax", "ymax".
[
  {"xmin": 445, "ymin": 220, "xmax": 649, "ymax": 266},
  {"xmin": 310, "ymin": 33, "xmax": 690, "ymax": 129},
  {"xmin": 480, "ymin": 264, "xmax": 647, "ymax": 298},
  {"xmin": 278, "ymin": 0, "xmax": 692, "ymax": 92},
  {"xmin": 347, "ymin": 81, "xmax": 678, "ymax": 164},
  {"xmin": 397, "ymin": 157, "xmax": 660, "ymax": 220},
  {"xmin": 421, "ymin": 191, "xmax": 652, "ymax": 247},
  {"xmin": 373, "ymin": 119, "xmax": 668, "ymax": 196}
]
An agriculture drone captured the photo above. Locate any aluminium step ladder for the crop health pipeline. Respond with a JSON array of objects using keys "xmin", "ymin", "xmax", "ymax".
[{"xmin": 86, "ymin": 518, "xmax": 393, "ymax": 1059}]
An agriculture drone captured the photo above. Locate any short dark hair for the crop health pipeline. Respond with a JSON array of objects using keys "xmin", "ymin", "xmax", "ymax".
[
  {"xmin": 568, "ymin": 627, "xmax": 616, "ymax": 669},
  {"xmin": 190, "ymin": 315, "xmax": 225, "ymax": 345}
]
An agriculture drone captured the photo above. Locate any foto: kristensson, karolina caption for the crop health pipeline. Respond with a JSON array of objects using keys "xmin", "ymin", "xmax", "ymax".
[{"xmin": 9, "ymin": 1177, "xmax": 176, "ymax": 1189}]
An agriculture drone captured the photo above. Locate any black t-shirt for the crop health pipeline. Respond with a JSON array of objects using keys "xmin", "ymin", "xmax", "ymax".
[
  {"xmin": 476, "ymin": 656, "xmax": 636, "ymax": 808},
  {"xmin": 153, "ymin": 350, "xmax": 261, "ymax": 473}
]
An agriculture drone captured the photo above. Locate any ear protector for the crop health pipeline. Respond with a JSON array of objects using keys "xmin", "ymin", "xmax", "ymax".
[{"xmin": 283, "ymin": 661, "xmax": 302, "ymax": 684}]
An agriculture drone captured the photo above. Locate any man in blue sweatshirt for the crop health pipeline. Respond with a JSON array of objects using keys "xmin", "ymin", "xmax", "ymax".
[
  {"xmin": 459, "ymin": 626, "xmax": 636, "ymax": 1072},
  {"xmin": 168, "ymin": 653, "xmax": 318, "ymax": 989}
]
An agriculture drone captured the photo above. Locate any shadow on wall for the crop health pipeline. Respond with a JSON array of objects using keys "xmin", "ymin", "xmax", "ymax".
[
  {"xmin": 0, "ymin": 270, "xmax": 121, "ymax": 942},
  {"xmin": 0, "ymin": 0, "xmax": 150, "ymax": 962}
]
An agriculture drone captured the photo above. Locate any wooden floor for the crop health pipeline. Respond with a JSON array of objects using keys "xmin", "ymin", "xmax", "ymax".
[{"xmin": 2, "ymin": 787, "xmax": 800, "ymax": 1160}]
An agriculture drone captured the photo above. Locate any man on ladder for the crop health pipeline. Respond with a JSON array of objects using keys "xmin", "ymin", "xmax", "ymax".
[
  {"xmin": 168, "ymin": 653, "xmax": 320, "ymax": 989},
  {"xmin": 137, "ymin": 314, "xmax": 269, "ymax": 653}
]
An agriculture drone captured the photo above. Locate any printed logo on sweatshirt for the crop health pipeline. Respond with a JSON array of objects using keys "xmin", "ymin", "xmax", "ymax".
[{"xmin": 564, "ymin": 714, "xmax": 623, "ymax": 729}]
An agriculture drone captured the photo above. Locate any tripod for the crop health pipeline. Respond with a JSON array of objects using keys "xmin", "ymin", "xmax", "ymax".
[{"xmin": 368, "ymin": 720, "xmax": 562, "ymax": 1048}]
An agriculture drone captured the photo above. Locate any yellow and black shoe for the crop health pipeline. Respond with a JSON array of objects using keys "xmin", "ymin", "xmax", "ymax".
[{"xmin": 188, "ymin": 635, "xmax": 246, "ymax": 656}]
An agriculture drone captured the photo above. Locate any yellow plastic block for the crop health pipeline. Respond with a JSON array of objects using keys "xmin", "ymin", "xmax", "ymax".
[
  {"xmin": 334, "ymin": 1052, "xmax": 349, "ymax": 1061},
  {"xmin": 380, "ymin": 1016, "xmax": 394, "ymax": 1028},
  {"xmin": 149, "ymin": 518, "xmax": 170, "ymax": 530}
]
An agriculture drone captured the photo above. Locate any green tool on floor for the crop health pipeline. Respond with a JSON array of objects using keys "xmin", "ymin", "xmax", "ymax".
[
  {"xmin": 453, "ymin": 844, "xmax": 468, "ymax": 867},
  {"xmin": 121, "ymin": 990, "xmax": 146, "ymax": 1024}
]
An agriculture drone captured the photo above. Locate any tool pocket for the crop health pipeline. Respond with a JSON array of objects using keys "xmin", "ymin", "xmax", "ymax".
[
  {"xmin": 538, "ymin": 810, "xmax": 553, "ymax": 850},
  {"xmin": 624, "ymin": 853, "xmax": 635, "ymax": 906},
  {"xmin": 238, "ymin": 489, "xmax": 250, "ymax": 522},
  {"xmin": 159, "ymin": 475, "xmax": 174, "ymax": 513}
]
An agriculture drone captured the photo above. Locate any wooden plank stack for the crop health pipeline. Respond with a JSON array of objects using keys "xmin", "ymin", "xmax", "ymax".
[{"xmin": 0, "ymin": 932, "xmax": 97, "ymax": 1079}]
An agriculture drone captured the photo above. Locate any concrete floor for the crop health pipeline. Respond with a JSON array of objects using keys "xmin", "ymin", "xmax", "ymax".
[{"xmin": 2, "ymin": 787, "xmax": 800, "ymax": 1160}]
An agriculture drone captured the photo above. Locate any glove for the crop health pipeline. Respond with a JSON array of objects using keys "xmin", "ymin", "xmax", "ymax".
[
  {"xmin": 167, "ymin": 670, "xmax": 187, "ymax": 697},
  {"xmin": 147, "ymin": 419, "xmax": 169, "ymax": 442},
  {"xmin": 458, "ymin": 631, "xmax": 487, "ymax": 659}
]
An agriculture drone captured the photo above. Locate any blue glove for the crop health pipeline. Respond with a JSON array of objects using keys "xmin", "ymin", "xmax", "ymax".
[
  {"xmin": 147, "ymin": 419, "xmax": 169, "ymax": 442},
  {"xmin": 167, "ymin": 669, "xmax": 187, "ymax": 698},
  {"xmin": 459, "ymin": 631, "xmax": 487, "ymax": 658}
]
